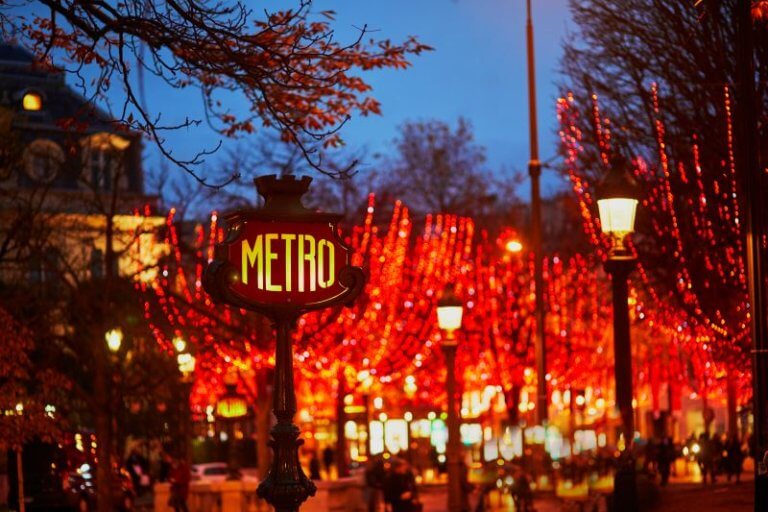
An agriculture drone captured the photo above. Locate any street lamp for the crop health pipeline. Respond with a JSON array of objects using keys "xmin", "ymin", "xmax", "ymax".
[
  {"xmin": 105, "ymin": 328, "xmax": 123, "ymax": 354},
  {"xmin": 437, "ymin": 284, "xmax": 464, "ymax": 512},
  {"xmin": 177, "ymin": 350, "xmax": 196, "ymax": 464},
  {"xmin": 216, "ymin": 382, "xmax": 248, "ymax": 480},
  {"xmin": 596, "ymin": 156, "xmax": 640, "ymax": 512}
]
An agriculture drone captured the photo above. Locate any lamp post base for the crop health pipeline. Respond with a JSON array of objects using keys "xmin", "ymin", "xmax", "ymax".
[{"xmin": 612, "ymin": 453, "xmax": 638, "ymax": 512}]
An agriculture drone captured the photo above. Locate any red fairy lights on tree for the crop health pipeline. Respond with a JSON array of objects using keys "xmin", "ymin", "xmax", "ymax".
[{"xmin": 558, "ymin": 84, "xmax": 752, "ymax": 408}]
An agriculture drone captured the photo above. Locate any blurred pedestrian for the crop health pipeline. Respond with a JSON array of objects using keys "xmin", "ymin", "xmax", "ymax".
[
  {"xmin": 725, "ymin": 435, "xmax": 744, "ymax": 483},
  {"xmin": 365, "ymin": 455, "xmax": 387, "ymax": 512},
  {"xmin": 322, "ymin": 445, "xmax": 335, "ymax": 477},
  {"xmin": 697, "ymin": 433, "xmax": 716, "ymax": 485},
  {"xmin": 384, "ymin": 458, "xmax": 419, "ymax": 512},
  {"xmin": 657, "ymin": 436, "xmax": 674, "ymax": 486},
  {"xmin": 309, "ymin": 452, "xmax": 322, "ymax": 481},
  {"xmin": 167, "ymin": 453, "xmax": 190, "ymax": 512}
]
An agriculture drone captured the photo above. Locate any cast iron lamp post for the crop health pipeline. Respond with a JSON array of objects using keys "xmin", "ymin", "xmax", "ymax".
[
  {"xmin": 105, "ymin": 328, "xmax": 123, "ymax": 459},
  {"xmin": 437, "ymin": 284, "xmax": 464, "ymax": 512},
  {"xmin": 596, "ymin": 156, "xmax": 640, "ymax": 512},
  {"xmin": 216, "ymin": 383, "xmax": 248, "ymax": 480}
]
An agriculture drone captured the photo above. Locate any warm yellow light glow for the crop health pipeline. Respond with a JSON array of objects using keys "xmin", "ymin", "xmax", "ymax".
[
  {"xmin": 437, "ymin": 305, "xmax": 463, "ymax": 332},
  {"xmin": 216, "ymin": 395, "xmax": 248, "ymax": 419},
  {"xmin": 82, "ymin": 132, "xmax": 131, "ymax": 151},
  {"xmin": 105, "ymin": 328, "xmax": 123, "ymax": 353},
  {"xmin": 505, "ymin": 239, "xmax": 523, "ymax": 253},
  {"xmin": 597, "ymin": 198, "xmax": 638, "ymax": 236},
  {"xmin": 404, "ymin": 411, "xmax": 413, "ymax": 422},
  {"xmin": 177, "ymin": 353, "xmax": 196, "ymax": 376},
  {"xmin": 22, "ymin": 92, "xmax": 42, "ymax": 111},
  {"xmin": 172, "ymin": 336, "xmax": 187, "ymax": 353}
]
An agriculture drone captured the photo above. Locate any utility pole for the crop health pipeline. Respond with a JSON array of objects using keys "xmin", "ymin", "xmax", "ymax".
[
  {"xmin": 734, "ymin": 0, "xmax": 768, "ymax": 509},
  {"xmin": 525, "ymin": 0, "xmax": 547, "ymax": 424}
]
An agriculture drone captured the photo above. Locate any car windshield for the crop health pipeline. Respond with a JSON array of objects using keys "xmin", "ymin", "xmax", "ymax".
[{"xmin": 204, "ymin": 467, "xmax": 228, "ymax": 475}]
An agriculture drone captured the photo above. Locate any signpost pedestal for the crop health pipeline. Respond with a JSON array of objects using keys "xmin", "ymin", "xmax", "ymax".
[{"xmin": 204, "ymin": 175, "xmax": 365, "ymax": 512}]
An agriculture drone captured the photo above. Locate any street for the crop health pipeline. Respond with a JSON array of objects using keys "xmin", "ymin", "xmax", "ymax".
[{"xmin": 417, "ymin": 479, "xmax": 754, "ymax": 512}]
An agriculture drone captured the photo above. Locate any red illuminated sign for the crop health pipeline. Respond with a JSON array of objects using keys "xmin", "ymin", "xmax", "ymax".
[
  {"xmin": 227, "ymin": 220, "xmax": 350, "ymax": 306},
  {"xmin": 204, "ymin": 175, "xmax": 364, "ymax": 315}
]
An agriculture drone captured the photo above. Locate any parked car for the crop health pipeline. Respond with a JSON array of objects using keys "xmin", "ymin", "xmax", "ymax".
[
  {"xmin": 190, "ymin": 463, "xmax": 260, "ymax": 483},
  {"xmin": 190, "ymin": 462, "xmax": 229, "ymax": 483}
]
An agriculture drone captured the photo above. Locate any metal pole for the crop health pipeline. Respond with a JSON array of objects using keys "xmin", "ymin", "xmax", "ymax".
[
  {"xmin": 734, "ymin": 0, "xmax": 768, "ymax": 509},
  {"xmin": 605, "ymin": 258, "xmax": 638, "ymax": 512},
  {"xmin": 257, "ymin": 317, "xmax": 316, "ymax": 511},
  {"xmin": 363, "ymin": 393, "xmax": 372, "ymax": 459},
  {"xmin": 444, "ymin": 340, "xmax": 462, "ymax": 512},
  {"xmin": 526, "ymin": 0, "xmax": 547, "ymax": 425},
  {"xmin": 336, "ymin": 366, "xmax": 349, "ymax": 478},
  {"xmin": 227, "ymin": 419, "xmax": 241, "ymax": 481}
]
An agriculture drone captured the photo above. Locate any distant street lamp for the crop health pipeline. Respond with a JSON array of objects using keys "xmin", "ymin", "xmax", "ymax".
[
  {"xmin": 505, "ymin": 239, "xmax": 524, "ymax": 254},
  {"xmin": 437, "ymin": 284, "xmax": 464, "ymax": 512},
  {"xmin": 596, "ymin": 156, "xmax": 640, "ymax": 512},
  {"xmin": 217, "ymin": 382, "xmax": 248, "ymax": 480},
  {"xmin": 176, "ymin": 346, "xmax": 196, "ymax": 464},
  {"xmin": 105, "ymin": 328, "xmax": 123, "ymax": 354},
  {"xmin": 105, "ymin": 327, "xmax": 124, "ymax": 458}
]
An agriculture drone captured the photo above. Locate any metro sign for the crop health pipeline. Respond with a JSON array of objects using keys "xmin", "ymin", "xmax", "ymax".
[{"xmin": 204, "ymin": 175, "xmax": 364, "ymax": 315}]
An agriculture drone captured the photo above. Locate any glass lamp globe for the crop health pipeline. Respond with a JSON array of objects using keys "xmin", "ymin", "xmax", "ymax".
[
  {"xmin": 596, "ymin": 156, "xmax": 641, "ymax": 258},
  {"xmin": 437, "ymin": 285, "xmax": 464, "ymax": 333}
]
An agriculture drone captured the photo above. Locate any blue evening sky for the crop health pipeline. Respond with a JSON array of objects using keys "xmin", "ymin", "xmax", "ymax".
[{"xmin": 134, "ymin": 0, "xmax": 574, "ymax": 197}]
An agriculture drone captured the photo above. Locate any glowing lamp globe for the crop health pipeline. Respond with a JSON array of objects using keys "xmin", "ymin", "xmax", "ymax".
[
  {"xmin": 177, "ymin": 352, "xmax": 196, "ymax": 377},
  {"xmin": 216, "ymin": 385, "xmax": 248, "ymax": 420},
  {"xmin": 105, "ymin": 328, "xmax": 123, "ymax": 353},
  {"xmin": 596, "ymin": 156, "xmax": 640, "ymax": 258},
  {"xmin": 437, "ymin": 285, "xmax": 463, "ymax": 334}
]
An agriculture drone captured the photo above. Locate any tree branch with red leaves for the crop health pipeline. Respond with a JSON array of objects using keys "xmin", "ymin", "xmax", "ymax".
[{"xmin": 2, "ymin": 0, "xmax": 431, "ymax": 186}]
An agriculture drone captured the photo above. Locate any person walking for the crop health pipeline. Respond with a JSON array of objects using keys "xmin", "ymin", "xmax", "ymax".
[
  {"xmin": 384, "ymin": 458, "xmax": 419, "ymax": 512},
  {"xmin": 309, "ymin": 451, "xmax": 322, "ymax": 481},
  {"xmin": 697, "ymin": 433, "xmax": 715, "ymax": 485},
  {"xmin": 322, "ymin": 445, "xmax": 335, "ymax": 478},
  {"xmin": 725, "ymin": 435, "xmax": 744, "ymax": 483},
  {"xmin": 657, "ymin": 436, "xmax": 674, "ymax": 486},
  {"xmin": 167, "ymin": 453, "xmax": 190, "ymax": 512},
  {"xmin": 365, "ymin": 456, "xmax": 387, "ymax": 512}
]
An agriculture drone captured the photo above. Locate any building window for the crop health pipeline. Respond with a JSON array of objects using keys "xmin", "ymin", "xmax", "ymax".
[
  {"xmin": 81, "ymin": 133, "xmax": 130, "ymax": 191},
  {"xmin": 22, "ymin": 91, "xmax": 43, "ymax": 111},
  {"xmin": 23, "ymin": 139, "xmax": 65, "ymax": 183}
]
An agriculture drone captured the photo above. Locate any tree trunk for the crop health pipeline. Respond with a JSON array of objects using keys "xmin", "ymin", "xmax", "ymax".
[
  {"xmin": 16, "ymin": 449, "xmax": 24, "ymax": 512},
  {"xmin": 726, "ymin": 371, "xmax": 738, "ymax": 437}
]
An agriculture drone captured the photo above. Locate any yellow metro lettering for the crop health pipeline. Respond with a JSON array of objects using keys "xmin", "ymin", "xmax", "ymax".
[
  {"xmin": 281, "ymin": 233, "xmax": 296, "ymax": 292},
  {"xmin": 241, "ymin": 236, "xmax": 263, "ymax": 287},
  {"xmin": 265, "ymin": 233, "xmax": 281, "ymax": 292},
  {"xmin": 318, "ymin": 239, "xmax": 335, "ymax": 288},
  {"xmin": 299, "ymin": 234, "xmax": 316, "ymax": 292}
]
